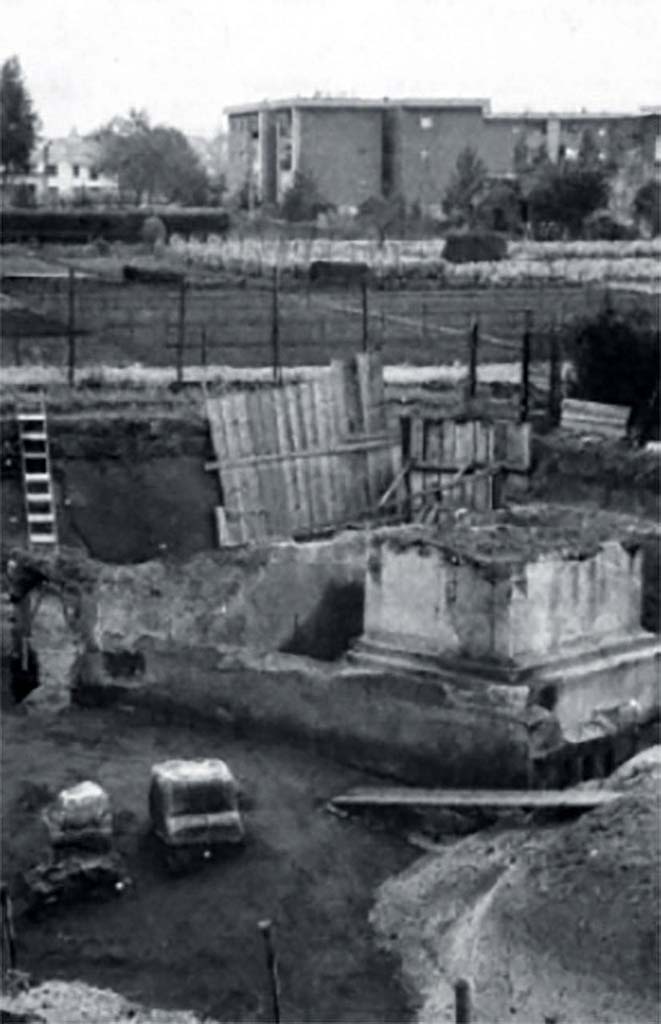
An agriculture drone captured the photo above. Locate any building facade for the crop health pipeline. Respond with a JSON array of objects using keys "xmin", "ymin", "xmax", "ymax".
[{"xmin": 225, "ymin": 97, "xmax": 661, "ymax": 213}]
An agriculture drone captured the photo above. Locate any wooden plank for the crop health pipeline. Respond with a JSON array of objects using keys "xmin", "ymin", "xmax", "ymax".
[
  {"xmin": 214, "ymin": 394, "xmax": 245, "ymax": 545},
  {"xmin": 343, "ymin": 357, "xmax": 370, "ymax": 516},
  {"xmin": 312, "ymin": 374, "xmax": 335, "ymax": 525},
  {"xmin": 356, "ymin": 353, "xmax": 376, "ymax": 507},
  {"xmin": 329, "ymin": 361, "xmax": 351, "ymax": 519},
  {"xmin": 441, "ymin": 418, "xmax": 456, "ymax": 467},
  {"xmin": 255, "ymin": 388, "xmax": 284, "ymax": 537},
  {"xmin": 288, "ymin": 382, "xmax": 312, "ymax": 532},
  {"xmin": 298, "ymin": 379, "xmax": 322, "ymax": 528},
  {"xmin": 331, "ymin": 786, "xmax": 620, "ymax": 812},
  {"xmin": 272, "ymin": 386, "xmax": 298, "ymax": 534},
  {"xmin": 234, "ymin": 390, "xmax": 263, "ymax": 540}
]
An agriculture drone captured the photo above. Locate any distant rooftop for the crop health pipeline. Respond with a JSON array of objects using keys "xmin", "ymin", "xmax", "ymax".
[
  {"xmin": 225, "ymin": 97, "xmax": 490, "ymax": 115},
  {"xmin": 225, "ymin": 97, "xmax": 660, "ymax": 121}
]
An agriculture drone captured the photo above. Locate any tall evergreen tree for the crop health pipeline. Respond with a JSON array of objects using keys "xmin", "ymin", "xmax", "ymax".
[{"xmin": 1, "ymin": 56, "xmax": 39, "ymax": 179}]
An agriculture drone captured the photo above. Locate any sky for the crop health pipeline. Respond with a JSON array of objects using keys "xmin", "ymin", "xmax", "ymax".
[{"xmin": 3, "ymin": 0, "xmax": 661, "ymax": 139}]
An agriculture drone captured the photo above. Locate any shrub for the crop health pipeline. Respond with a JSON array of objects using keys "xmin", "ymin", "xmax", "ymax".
[
  {"xmin": 568, "ymin": 304, "xmax": 660, "ymax": 440},
  {"xmin": 443, "ymin": 230, "xmax": 507, "ymax": 263},
  {"xmin": 280, "ymin": 171, "xmax": 329, "ymax": 222},
  {"xmin": 634, "ymin": 180, "xmax": 661, "ymax": 237},
  {"xmin": 583, "ymin": 210, "xmax": 638, "ymax": 241},
  {"xmin": 141, "ymin": 215, "xmax": 167, "ymax": 247}
]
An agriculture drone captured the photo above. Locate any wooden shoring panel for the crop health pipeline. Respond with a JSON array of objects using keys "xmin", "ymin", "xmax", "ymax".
[{"xmin": 207, "ymin": 354, "xmax": 396, "ymax": 544}]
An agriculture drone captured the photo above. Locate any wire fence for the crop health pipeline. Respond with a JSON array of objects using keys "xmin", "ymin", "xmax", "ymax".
[{"xmin": 1, "ymin": 268, "xmax": 655, "ymax": 385}]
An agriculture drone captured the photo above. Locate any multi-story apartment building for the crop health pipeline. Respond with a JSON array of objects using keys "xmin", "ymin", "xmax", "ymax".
[{"xmin": 225, "ymin": 97, "xmax": 661, "ymax": 213}]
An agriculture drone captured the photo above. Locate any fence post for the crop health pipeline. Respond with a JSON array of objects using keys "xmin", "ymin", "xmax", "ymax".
[
  {"xmin": 200, "ymin": 327, "xmax": 208, "ymax": 374},
  {"xmin": 520, "ymin": 308, "xmax": 532, "ymax": 423},
  {"xmin": 454, "ymin": 978, "xmax": 472, "ymax": 1023},
  {"xmin": 176, "ymin": 276, "xmax": 187, "ymax": 386},
  {"xmin": 67, "ymin": 267, "xmax": 76, "ymax": 386},
  {"xmin": 271, "ymin": 266, "xmax": 282, "ymax": 383},
  {"xmin": 258, "ymin": 919, "xmax": 281, "ymax": 1024},
  {"xmin": 361, "ymin": 277, "xmax": 369, "ymax": 352},
  {"xmin": 548, "ymin": 315, "xmax": 562, "ymax": 427},
  {"xmin": 466, "ymin": 315, "xmax": 479, "ymax": 400}
]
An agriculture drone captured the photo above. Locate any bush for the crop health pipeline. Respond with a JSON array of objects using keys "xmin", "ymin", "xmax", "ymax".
[
  {"xmin": 583, "ymin": 210, "xmax": 638, "ymax": 241},
  {"xmin": 443, "ymin": 230, "xmax": 507, "ymax": 263},
  {"xmin": 141, "ymin": 215, "xmax": 167, "ymax": 247},
  {"xmin": 634, "ymin": 181, "xmax": 661, "ymax": 237},
  {"xmin": 569, "ymin": 304, "xmax": 660, "ymax": 440},
  {"xmin": 280, "ymin": 171, "xmax": 329, "ymax": 222}
]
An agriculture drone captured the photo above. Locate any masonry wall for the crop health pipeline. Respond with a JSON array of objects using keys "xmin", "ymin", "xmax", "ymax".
[
  {"xmin": 364, "ymin": 538, "xmax": 645, "ymax": 664},
  {"xmin": 297, "ymin": 108, "xmax": 383, "ymax": 208}
]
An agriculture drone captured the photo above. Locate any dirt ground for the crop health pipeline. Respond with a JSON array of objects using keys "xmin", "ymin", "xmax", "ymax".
[
  {"xmin": 0, "ymin": 704, "xmax": 415, "ymax": 1023},
  {"xmin": 373, "ymin": 749, "xmax": 661, "ymax": 1024}
]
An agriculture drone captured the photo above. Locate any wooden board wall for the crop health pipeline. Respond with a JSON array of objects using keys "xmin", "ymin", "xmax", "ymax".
[{"xmin": 207, "ymin": 353, "xmax": 398, "ymax": 544}]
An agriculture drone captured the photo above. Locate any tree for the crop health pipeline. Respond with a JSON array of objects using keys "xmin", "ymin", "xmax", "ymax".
[
  {"xmin": 633, "ymin": 180, "xmax": 661, "ymax": 236},
  {"xmin": 280, "ymin": 170, "xmax": 328, "ymax": 222},
  {"xmin": 358, "ymin": 193, "xmax": 407, "ymax": 243},
  {"xmin": 1, "ymin": 56, "xmax": 39, "ymax": 180},
  {"xmin": 476, "ymin": 179, "xmax": 524, "ymax": 234},
  {"xmin": 443, "ymin": 146, "xmax": 488, "ymax": 227},
  {"xmin": 95, "ymin": 110, "xmax": 209, "ymax": 205}
]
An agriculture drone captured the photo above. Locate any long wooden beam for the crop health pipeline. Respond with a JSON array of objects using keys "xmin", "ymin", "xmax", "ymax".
[{"xmin": 331, "ymin": 786, "xmax": 619, "ymax": 811}]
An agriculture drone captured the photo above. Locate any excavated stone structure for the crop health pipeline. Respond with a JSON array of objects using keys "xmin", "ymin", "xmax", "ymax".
[{"xmin": 353, "ymin": 504, "xmax": 660, "ymax": 775}]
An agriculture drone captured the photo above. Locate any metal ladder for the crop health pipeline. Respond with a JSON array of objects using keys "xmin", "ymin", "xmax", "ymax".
[{"xmin": 18, "ymin": 393, "xmax": 58, "ymax": 548}]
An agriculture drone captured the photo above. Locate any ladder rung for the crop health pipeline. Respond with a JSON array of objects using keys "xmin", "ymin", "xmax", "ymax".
[
  {"xmin": 20, "ymin": 432, "xmax": 48, "ymax": 441},
  {"xmin": 18, "ymin": 411, "xmax": 45, "ymax": 420},
  {"xmin": 28, "ymin": 513, "xmax": 55, "ymax": 523},
  {"xmin": 31, "ymin": 536, "xmax": 57, "ymax": 545},
  {"xmin": 25, "ymin": 473, "xmax": 51, "ymax": 482}
]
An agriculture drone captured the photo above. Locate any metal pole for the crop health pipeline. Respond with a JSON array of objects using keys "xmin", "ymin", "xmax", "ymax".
[
  {"xmin": 454, "ymin": 978, "xmax": 472, "ymax": 1023},
  {"xmin": 361, "ymin": 278, "xmax": 369, "ymax": 353},
  {"xmin": 67, "ymin": 268, "xmax": 76, "ymax": 386},
  {"xmin": 200, "ymin": 327, "xmax": 208, "ymax": 372},
  {"xmin": 520, "ymin": 308, "xmax": 532, "ymax": 423},
  {"xmin": 467, "ymin": 315, "xmax": 479, "ymax": 400},
  {"xmin": 271, "ymin": 266, "xmax": 281, "ymax": 384},
  {"xmin": 258, "ymin": 919, "xmax": 281, "ymax": 1024},
  {"xmin": 548, "ymin": 315, "xmax": 561, "ymax": 427},
  {"xmin": 1, "ymin": 884, "xmax": 17, "ymax": 971},
  {"xmin": 176, "ymin": 276, "xmax": 186, "ymax": 386}
]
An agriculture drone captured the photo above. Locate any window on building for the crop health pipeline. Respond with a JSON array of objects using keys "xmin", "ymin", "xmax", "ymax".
[
  {"xmin": 90, "ymin": 167, "xmax": 99, "ymax": 181},
  {"xmin": 420, "ymin": 116, "xmax": 433, "ymax": 130},
  {"xmin": 73, "ymin": 163, "xmax": 80, "ymax": 177},
  {"xmin": 45, "ymin": 163, "xmax": 57, "ymax": 176}
]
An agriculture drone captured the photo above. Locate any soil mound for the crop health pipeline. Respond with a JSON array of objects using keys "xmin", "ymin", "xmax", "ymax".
[
  {"xmin": 372, "ymin": 748, "xmax": 660, "ymax": 1023},
  {"xmin": 0, "ymin": 980, "xmax": 217, "ymax": 1024}
]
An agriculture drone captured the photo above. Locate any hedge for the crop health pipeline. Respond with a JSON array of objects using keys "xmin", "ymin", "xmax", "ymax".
[
  {"xmin": 443, "ymin": 231, "xmax": 507, "ymax": 263},
  {"xmin": 0, "ymin": 209, "xmax": 231, "ymax": 245}
]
